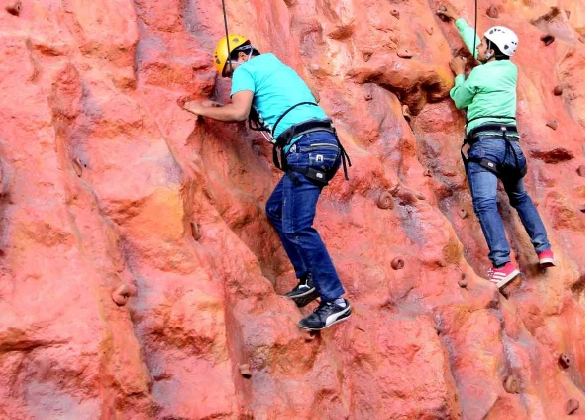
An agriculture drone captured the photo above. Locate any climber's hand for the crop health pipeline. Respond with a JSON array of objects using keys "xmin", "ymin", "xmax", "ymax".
[
  {"xmin": 449, "ymin": 56, "xmax": 467, "ymax": 75},
  {"xmin": 437, "ymin": 4, "xmax": 459, "ymax": 21},
  {"xmin": 183, "ymin": 101, "xmax": 205, "ymax": 116}
]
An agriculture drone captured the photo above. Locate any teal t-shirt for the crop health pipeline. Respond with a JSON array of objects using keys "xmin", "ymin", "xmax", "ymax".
[
  {"xmin": 230, "ymin": 53, "xmax": 328, "ymax": 148},
  {"xmin": 450, "ymin": 19, "xmax": 518, "ymax": 136}
]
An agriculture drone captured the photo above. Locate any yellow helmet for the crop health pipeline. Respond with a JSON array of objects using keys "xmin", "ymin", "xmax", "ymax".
[{"xmin": 213, "ymin": 35, "xmax": 250, "ymax": 76}]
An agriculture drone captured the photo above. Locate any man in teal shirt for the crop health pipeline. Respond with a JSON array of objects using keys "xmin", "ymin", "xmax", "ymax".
[
  {"xmin": 181, "ymin": 35, "xmax": 351, "ymax": 330},
  {"xmin": 438, "ymin": 4, "xmax": 555, "ymax": 290}
]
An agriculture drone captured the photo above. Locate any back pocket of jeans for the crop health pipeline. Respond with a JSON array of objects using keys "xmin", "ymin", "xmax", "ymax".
[{"xmin": 309, "ymin": 151, "xmax": 338, "ymax": 171}]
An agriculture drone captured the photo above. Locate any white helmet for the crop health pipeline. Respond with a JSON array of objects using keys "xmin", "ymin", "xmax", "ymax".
[{"xmin": 484, "ymin": 26, "xmax": 518, "ymax": 57}]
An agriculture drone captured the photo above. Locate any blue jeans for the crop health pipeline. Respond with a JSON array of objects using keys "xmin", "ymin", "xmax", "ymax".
[
  {"xmin": 467, "ymin": 137, "xmax": 551, "ymax": 267},
  {"xmin": 265, "ymin": 131, "xmax": 345, "ymax": 302}
]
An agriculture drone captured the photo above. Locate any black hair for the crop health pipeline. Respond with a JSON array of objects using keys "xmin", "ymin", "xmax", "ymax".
[
  {"xmin": 487, "ymin": 40, "xmax": 510, "ymax": 60},
  {"xmin": 229, "ymin": 43, "xmax": 260, "ymax": 61}
]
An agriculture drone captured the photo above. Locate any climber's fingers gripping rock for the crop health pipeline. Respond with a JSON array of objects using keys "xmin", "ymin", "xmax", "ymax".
[
  {"xmin": 437, "ymin": 3, "xmax": 459, "ymax": 21},
  {"xmin": 449, "ymin": 56, "xmax": 467, "ymax": 75}
]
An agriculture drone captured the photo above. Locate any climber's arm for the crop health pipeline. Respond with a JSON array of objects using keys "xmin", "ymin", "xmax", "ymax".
[
  {"xmin": 437, "ymin": 4, "xmax": 481, "ymax": 60},
  {"xmin": 449, "ymin": 56, "xmax": 476, "ymax": 110},
  {"xmin": 455, "ymin": 19, "xmax": 481, "ymax": 60},
  {"xmin": 182, "ymin": 90, "xmax": 254, "ymax": 122},
  {"xmin": 450, "ymin": 76, "xmax": 475, "ymax": 109}
]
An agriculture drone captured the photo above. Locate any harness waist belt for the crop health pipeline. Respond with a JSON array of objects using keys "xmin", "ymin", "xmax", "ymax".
[
  {"xmin": 467, "ymin": 124, "xmax": 518, "ymax": 143},
  {"xmin": 275, "ymin": 119, "xmax": 334, "ymax": 147}
]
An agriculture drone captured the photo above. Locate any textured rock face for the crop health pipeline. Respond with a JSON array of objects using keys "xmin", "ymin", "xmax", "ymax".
[{"xmin": 1, "ymin": 0, "xmax": 585, "ymax": 419}]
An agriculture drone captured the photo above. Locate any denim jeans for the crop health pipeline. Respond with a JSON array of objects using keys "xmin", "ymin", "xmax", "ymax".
[
  {"xmin": 265, "ymin": 131, "xmax": 345, "ymax": 302},
  {"xmin": 467, "ymin": 137, "xmax": 551, "ymax": 267}
]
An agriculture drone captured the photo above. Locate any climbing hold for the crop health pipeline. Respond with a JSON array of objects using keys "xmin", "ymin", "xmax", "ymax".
[
  {"xmin": 546, "ymin": 120, "xmax": 558, "ymax": 131},
  {"xmin": 301, "ymin": 329, "xmax": 319, "ymax": 341},
  {"xmin": 424, "ymin": 168, "xmax": 432, "ymax": 177},
  {"xmin": 364, "ymin": 92, "xmax": 373, "ymax": 101},
  {"xmin": 565, "ymin": 10, "xmax": 571, "ymax": 19},
  {"xmin": 391, "ymin": 257, "xmax": 404, "ymax": 270},
  {"xmin": 553, "ymin": 85, "xmax": 564, "ymax": 96},
  {"xmin": 72, "ymin": 158, "xmax": 83, "ymax": 177},
  {"xmin": 541, "ymin": 34, "xmax": 555, "ymax": 46},
  {"xmin": 398, "ymin": 190, "xmax": 417, "ymax": 205},
  {"xmin": 397, "ymin": 49, "xmax": 413, "ymax": 59},
  {"xmin": 389, "ymin": 184, "xmax": 401, "ymax": 197},
  {"xmin": 190, "ymin": 221, "xmax": 201, "ymax": 241},
  {"xmin": 578, "ymin": 165, "xmax": 585, "ymax": 177},
  {"xmin": 363, "ymin": 52, "xmax": 372, "ymax": 62},
  {"xmin": 426, "ymin": 26, "xmax": 434, "ymax": 35},
  {"xmin": 5, "ymin": 0, "xmax": 21, "ymax": 16},
  {"xmin": 112, "ymin": 283, "xmax": 137, "ymax": 307},
  {"xmin": 377, "ymin": 192, "xmax": 394, "ymax": 210},
  {"xmin": 390, "ymin": 9, "xmax": 400, "ymax": 19},
  {"xmin": 579, "ymin": 206, "xmax": 585, "ymax": 213},
  {"xmin": 530, "ymin": 148, "xmax": 573, "ymax": 163},
  {"xmin": 402, "ymin": 105, "xmax": 412, "ymax": 122},
  {"xmin": 579, "ymin": 36, "xmax": 585, "ymax": 44},
  {"xmin": 567, "ymin": 399, "xmax": 579, "ymax": 415},
  {"xmin": 239, "ymin": 364, "xmax": 252, "ymax": 378},
  {"xmin": 458, "ymin": 273, "xmax": 468, "ymax": 288},
  {"xmin": 459, "ymin": 208, "xmax": 468, "ymax": 219},
  {"xmin": 559, "ymin": 353, "xmax": 572, "ymax": 369},
  {"xmin": 503, "ymin": 375, "xmax": 520, "ymax": 394},
  {"xmin": 486, "ymin": 5, "xmax": 499, "ymax": 18},
  {"xmin": 415, "ymin": 192, "xmax": 425, "ymax": 201}
]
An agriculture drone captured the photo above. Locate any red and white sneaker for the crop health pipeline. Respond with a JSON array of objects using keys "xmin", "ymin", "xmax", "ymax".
[
  {"xmin": 487, "ymin": 262, "xmax": 520, "ymax": 289},
  {"xmin": 538, "ymin": 249, "xmax": 556, "ymax": 267}
]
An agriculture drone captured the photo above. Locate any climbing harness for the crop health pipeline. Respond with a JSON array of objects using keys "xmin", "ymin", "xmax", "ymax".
[
  {"xmin": 249, "ymin": 102, "xmax": 352, "ymax": 186},
  {"xmin": 461, "ymin": 119, "xmax": 526, "ymax": 181}
]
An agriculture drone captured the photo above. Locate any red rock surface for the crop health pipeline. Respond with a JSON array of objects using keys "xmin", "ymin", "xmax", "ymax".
[{"xmin": 1, "ymin": 0, "xmax": 585, "ymax": 419}]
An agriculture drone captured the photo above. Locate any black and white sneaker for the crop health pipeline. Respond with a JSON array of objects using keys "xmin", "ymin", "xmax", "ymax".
[
  {"xmin": 298, "ymin": 299, "xmax": 351, "ymax": 330},
  {"xmin": 284, "ymin": 273, "xmax": 319, "ymax": 308}
]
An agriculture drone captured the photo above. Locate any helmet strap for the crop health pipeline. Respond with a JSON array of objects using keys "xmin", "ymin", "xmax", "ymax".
[
  {"xmin": 224, "ymin": 49, "xmax": 254, "ymax": 76},
  {"xmin": 482, "ymin": 40, "xmax": 493, "ymax": 63}
]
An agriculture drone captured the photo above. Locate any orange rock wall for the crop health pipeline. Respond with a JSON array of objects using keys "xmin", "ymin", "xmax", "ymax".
[{"xmin": 1, "ymin": 0, "xmax": 585, "ymax": 419}]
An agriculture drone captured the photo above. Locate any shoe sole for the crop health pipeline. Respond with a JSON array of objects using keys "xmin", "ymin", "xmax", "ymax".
[
  {"xmin": 298, "ymin": 307, "xmax": 352, "ymax": 331},
  {"xmin": 495, "ymin": 270, "xmax": 521, "ymax": 290},
  {"xmin": 287, "ymin": 288, "xmax": 319, "ymax": 308},
  {"xmin": 539, "ymin": 258, "xmax": 556, "ymax": 267}
]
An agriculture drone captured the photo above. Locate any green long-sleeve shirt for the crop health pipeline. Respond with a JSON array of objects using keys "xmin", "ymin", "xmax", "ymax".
[{"xmin": 450, "ymin": 19, "xmax": 517, "ymax": 135}]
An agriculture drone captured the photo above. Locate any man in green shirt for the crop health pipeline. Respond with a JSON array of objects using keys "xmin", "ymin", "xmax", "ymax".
[{"xmin": 438, "ymin": 4, "xmax": 556, "ymax": 290}]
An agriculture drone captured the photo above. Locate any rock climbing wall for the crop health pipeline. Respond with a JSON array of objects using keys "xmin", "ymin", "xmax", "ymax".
[{"xmin": 1, "ymin": 0, "xmax": 585, "ymax": 418}]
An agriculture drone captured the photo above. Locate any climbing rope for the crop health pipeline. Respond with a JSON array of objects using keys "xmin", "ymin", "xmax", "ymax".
[
  {"xmin": 221, "ymin": 0, "xmax": 233, "ymax": 75},
  {"xmin": 472, "ymin": 0, "xmax": 478, "ymax": 62}
]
